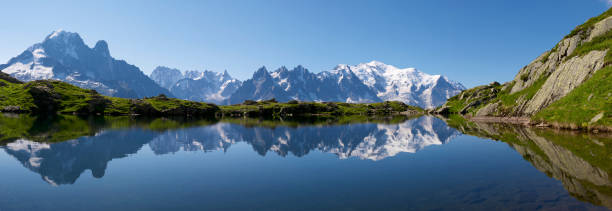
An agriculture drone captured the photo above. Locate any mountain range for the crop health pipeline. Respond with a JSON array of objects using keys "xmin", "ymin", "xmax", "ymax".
[
  {"xmin": 152, "ymin": 61, "xmax": 465, "ymax": 108},
  {"xmin": 0, "ymin": 30, "xmax": 465, "ymax": 108},
  {"xmin": 149, "ymin": 66, "xmax": 242, "ymax": 104}
]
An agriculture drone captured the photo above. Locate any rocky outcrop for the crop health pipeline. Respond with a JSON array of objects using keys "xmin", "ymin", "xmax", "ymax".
[
  {"xmin": 0, "ymin": 72, "xmax": 23, "ymax": 84},
  {"xmin": 523, "ymin": 50, "xmax": 606, "ymax": 114},
  {"xmin": 588, "ymin": 16, "xmax": 612, "ymax": 41},
  {"xmin": 438, "ymin": 9, "xmax": 612, "ymax": 128},
  {"xmin": 26, "ymin": 81, "xmax": 61, "ymax": 113}
]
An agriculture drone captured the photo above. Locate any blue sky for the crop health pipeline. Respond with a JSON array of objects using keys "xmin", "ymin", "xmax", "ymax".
[{"xmin": 0, "ymin": 0, "xmax": 609, "ymax": 87}]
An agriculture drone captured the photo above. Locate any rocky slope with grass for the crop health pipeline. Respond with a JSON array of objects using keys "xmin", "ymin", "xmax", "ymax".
[
  {"xmin": 0, "ymin": 72, "xmax": 219, "ymax": 116},
  {"xmin": 436, "ymin": 9, "xmax": 612, "ymax": 131}
]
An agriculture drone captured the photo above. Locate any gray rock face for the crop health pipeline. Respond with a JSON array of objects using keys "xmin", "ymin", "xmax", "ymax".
[
  {"xmin": 0, "ymin": 30, "xmax": 172, "ymax": 98},
  {"xmin": 588, "ymin": 16, "xmax": 612, "ymax": 42},
  {"xmin": 504, "ymin": 34, "xmax": 605, "ymax": 116},
  {"xmin": 523, "ymin": 50, "xmax": 606, "ymax": 115}
]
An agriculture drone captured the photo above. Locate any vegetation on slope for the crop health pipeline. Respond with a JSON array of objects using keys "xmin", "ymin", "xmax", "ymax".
[
  {"xmin": 565, "ymin": 8, "xmax": 612, "ymax": 39},
  {"xmin": 533, "ymin": 66, "xmax": 611, "ymax": 129},
  {"xmin": 0, "ymin": 73, "xmax": 220, "ymax": 116},
  {"xmin": 436, "ymin": 82, "xmax": 503, "ymax": 115},
  {"xmin": 436, "ymin": 8, "xmax": 612, "ymax": 130}
]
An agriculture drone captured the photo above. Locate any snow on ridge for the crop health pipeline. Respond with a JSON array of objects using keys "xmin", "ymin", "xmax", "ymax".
[
  {"xmin": 48, "ymin": 29, "xmax": 65, "ymax": 39},
  {"xmin": 340, "ymin": 61, "xmax": 464, "ymax": 108}
]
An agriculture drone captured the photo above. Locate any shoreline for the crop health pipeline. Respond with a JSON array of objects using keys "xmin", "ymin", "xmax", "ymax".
[{"xmin": 463, "ymin": 115, "xmax": 611, "ymax": 133}]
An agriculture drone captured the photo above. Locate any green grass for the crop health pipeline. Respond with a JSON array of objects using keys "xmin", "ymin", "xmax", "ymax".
[
  {"xmin": 567, "ymin": 29, "xmax": 612, "ymax": 65},
  {"xmin": 533, "ymin": 66, "xmax": 612, "ymax": 128},
  {"xmin": 0, "ymin": 77, "xmax": 219, "ymax": 116},
  {"xmin": 440, "ymin": 83, "xmax": 503, "ymax": 115},
  {"xmin": 219, "ymin": 100, "xmax": 420, "ymax": 117},
  {"xmin": 495, "ymin": 75, "xmax": 548, "ymax": 113},
  {"xmin": 441, "ymin": 70, "xmax": 549, "ymax": 117},
  {"xmin": 0, "ymin": 79, "xmax": 36, "ymax": 111},
  {"xmin": 105, "ymin": 97, "xmax": 132, "ymax": 114},
  {"xmin": 144, "ymin": 96, "xmax": 216, "ymax": 111},
  {"xmin": 566, "ymin": 9, "xmax": 612, "ymax": 66},
  {"xmin": 36, "ymin": 81, "xmax": 95, "ymax": 113}
]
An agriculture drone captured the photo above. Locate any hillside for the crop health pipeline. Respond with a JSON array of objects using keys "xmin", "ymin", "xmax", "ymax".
[
  {"xmin": 0, "ymin": 72, "xmax": 219, "ymax": 116},
  {"xmin": 436, "ymin": 9, "xmax": 612, "ymax": 131}
]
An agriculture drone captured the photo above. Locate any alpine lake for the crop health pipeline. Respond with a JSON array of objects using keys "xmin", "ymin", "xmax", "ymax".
[{"xmin": 0, "ymin": 113, "xmax": 610, "ymax": 210}]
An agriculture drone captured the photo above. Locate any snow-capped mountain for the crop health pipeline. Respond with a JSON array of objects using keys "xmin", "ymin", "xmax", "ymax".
[
  {"xmin": 227, "ymin": 62, "xmax": 463, "ymax": 107},
  {"xmin": 345, "ymin": 61, "xmax": 466, "ymax": 108},
  {"xmin": 317, "ymin": 65, "xmax": 381, "ymax": 103},
  {"xmin": 227, "ymin": 65, "xmax": 381, "ymax": 104},
  {"xmin": 149, "ymin": 66, "xmax": 184, "ymax": 90},
  {"xmin": 227, "ymin": 66, "xmax": 290, "ymax": 104},
  {"xmin": 150, "ymin": 66, "xmax": 242, "ymax": 104},
  {"xmin": 0, "ymin": 30, "xmax": 172, "ymax": 98}
]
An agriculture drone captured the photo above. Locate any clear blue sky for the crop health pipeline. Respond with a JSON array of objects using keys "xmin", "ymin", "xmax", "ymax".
[{"xmin": 0, "ymin": 0, "xmax": 610, "ymax": 87}]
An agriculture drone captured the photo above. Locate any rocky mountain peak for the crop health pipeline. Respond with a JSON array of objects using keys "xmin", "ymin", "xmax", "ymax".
[
  {"xmin": 93, "ymin": 40, "xmax": 110, "ymax": 57},
  {"xmin": 1, "ymin": 31, "xmax": 173, "ymax": 98},
  {"xmin": 253, "ymin": 66, "xmax": 271, "ymax": 79},
  {"xmin": 43, "ymin": 30, "xmax": 85, "ymax": 47}
]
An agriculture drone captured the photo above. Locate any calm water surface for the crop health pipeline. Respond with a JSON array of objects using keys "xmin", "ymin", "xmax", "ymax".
[{"xmin": 0, "ymin": 114, "xmax": 610, "ymax": 210}]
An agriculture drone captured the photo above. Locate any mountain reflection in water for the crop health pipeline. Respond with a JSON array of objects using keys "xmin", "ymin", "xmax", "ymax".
[
  {"xmin": 1, "ymin": 114, "xmax": 611, "ymax": 210},
  {"xmin": 0, "ymin": 115, "xmax": 458, "ymax": 185}
]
